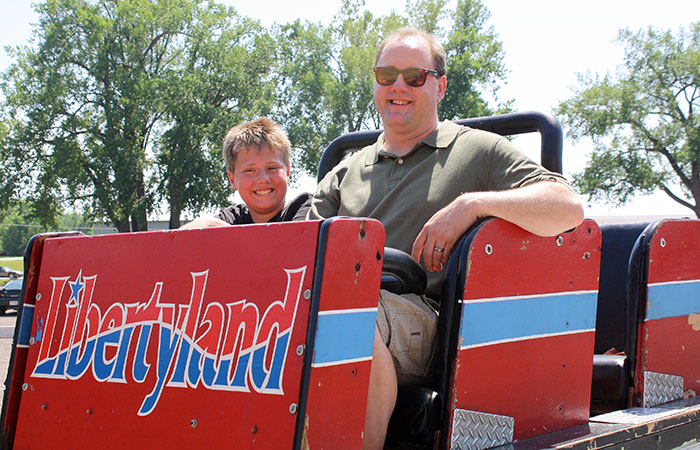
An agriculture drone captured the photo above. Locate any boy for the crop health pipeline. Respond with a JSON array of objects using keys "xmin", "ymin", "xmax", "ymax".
[{"xmin": 181, "ymin": 118, "xmax": 310, "ymax": 228}]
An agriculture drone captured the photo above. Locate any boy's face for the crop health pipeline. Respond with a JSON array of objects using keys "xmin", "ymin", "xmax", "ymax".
[{"xmin": 228, "ymin": 147, "xmax": 290, "ymax": 223}]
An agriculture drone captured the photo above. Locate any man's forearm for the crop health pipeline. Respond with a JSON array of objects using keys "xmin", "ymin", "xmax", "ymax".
[
  {"xmin": 412, "ymin": 181, "xmax": 584, "ymax": 271},
  {"xmin": 459, "ymin": 181, "xmax": 584, "ymax": 237}
]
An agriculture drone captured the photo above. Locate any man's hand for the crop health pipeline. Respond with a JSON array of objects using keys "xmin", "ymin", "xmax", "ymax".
[{"xmin": 411, "ymin": 194, "xmax": 481, "ymax": 272}]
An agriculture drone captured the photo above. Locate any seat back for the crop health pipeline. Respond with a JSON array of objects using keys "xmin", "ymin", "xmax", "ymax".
[
  {"xmin": 439, "ymin": 218, "xmax": 601, "ymax": 447},
  {"xmin": 1, "ymin": 219, "xmax": 385, "ymax": 449},
  {"xmin": 316, "ymin": 110, "xmax": 563, "ymax": 181},
  {"xmin": 594, "ymin": 222, "xmax": 650, "ymax": 355},
  {"xmin": 631, "ymin": 218, "xmax": 700, "ymax": 408}
]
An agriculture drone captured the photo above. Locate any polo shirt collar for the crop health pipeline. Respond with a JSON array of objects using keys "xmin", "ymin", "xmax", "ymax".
[{"xmin": 365, "ymin": 120, "xmax": 462, "ymax": 166}]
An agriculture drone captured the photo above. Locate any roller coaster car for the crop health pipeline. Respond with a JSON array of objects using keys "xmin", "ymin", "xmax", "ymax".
[{"xmin": 2, "ymin": 112, "xmax": 699, "ymax": 449}]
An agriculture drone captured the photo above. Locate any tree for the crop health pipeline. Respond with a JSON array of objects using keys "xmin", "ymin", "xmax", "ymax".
[
  {"xmin": 1, "ymin": 0, "xmax": 275, "ymax": 231},
  {"xmin": 440, "ymin": 0, "xmax": 511, "ymax": 119},
  {"xmin": 275, "ymin": 0, "xmax": 509, "ymax": 177},
  {"xmin": 558, "ymin": 23, "xmax": 700, "ymax": 217},
  {"xmin": 153, "ymin": 5, "xmax": 277, "ymax": 228},
  {"xmin": 0, "ymin": 203, "xmax": 93, "ymax": 256},
  {"xmin": 274, "ymin": 0, "xmax": 401, "ymax": 176}
]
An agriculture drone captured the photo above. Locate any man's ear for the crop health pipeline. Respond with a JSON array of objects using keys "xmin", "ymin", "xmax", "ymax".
[
  {"xmin": 227, "ymin": 170, "xmax": 237, "ymax": 191},
  {"xmin": 437, "ymin": 75, "xmax": 447, "ymax": 103}
]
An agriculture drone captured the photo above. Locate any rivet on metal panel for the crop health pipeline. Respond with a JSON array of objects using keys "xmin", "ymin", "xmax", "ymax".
[
  {"xmin": 303, "ymin": 289, "xmax": 311, "ymax": 300},
  {"xmin": 660, "ymin": 238, "xmax": 666, "ymax": 248},
  {"xmin": 86, "ymin": 408, "xmax": 93, "ymax": 415},
  {"xmin": 289, "ymin": 403, "xmax": 298, "ymax": 414},
  {"xmin": 583, "ymin": 252, "xmax": 590, "ymax": 260},
  {"xmin": 41, "ymin": 404, "xmax": 47, "ymax": 410},
  {"xmin": 556, "ymin": 236, "xmax": 564, "ymax": 246},
  {"xmin": 190, "ymin": 419, "xmax": 198, "ymax": 428},
  {"xmin": 376, "ymin": 251, "xmax": 382, "ymax": 261},
  {"xmin": 21, "ymin": 383, "xmax": 28, "ymax": 391},
  {"xmin": 296, "ymin": 344, "xmax": 305, "ymax": 356},
  {"xmin": 29, "ymin": 337, "xmax": 35, "ymax": 345},
  {"xmin": 355, "ymin": 262, "xmax": 361, "ymax": 273},
  {"xmin": 485, "ymin": 244, "xmax": 493, "ymax": 255},
  {"xmin": 35, "ymin": 293, "xmax": 42, "ymax": 301},
  {"xmin": 250, "ymin": 425, "xmax": 258, "ymax": 434}
]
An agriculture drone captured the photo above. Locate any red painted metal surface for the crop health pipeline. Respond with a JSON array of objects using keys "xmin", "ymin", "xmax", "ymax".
[
  {"xmin": 303, "ymin": 218, "xmax": 384, "ymax": 449},
  {"xmin": 635, "ymin": 219, "xmax": 700, "ymax": 403},
  {"xmin": 2, "ymin": 232, "xmax": 82, "ymax": 446},
  {"xmin": 11, "ymin": 223, "xmax": 319, "ymax": 449},
  {"xmin": 456, "ymin": 333, "xmax": 595, "ymax": 436},
  {"xmin": 449, "ymin": 219, "xmax": 602, "ymax": 441}
]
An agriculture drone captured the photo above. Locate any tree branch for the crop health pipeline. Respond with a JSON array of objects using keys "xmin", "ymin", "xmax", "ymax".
[{"xmin": 660, "ymin": 183, "xmax": 695, "ymax": 210}]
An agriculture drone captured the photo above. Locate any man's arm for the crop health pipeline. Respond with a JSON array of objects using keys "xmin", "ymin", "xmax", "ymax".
[{"xmin": 412, "ymin": 181, "xmax": 584, "ymax": 271}]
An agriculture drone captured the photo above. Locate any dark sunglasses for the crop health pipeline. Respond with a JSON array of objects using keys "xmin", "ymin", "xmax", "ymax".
[{"xmin": 373, "ymin": 66, "xmax": 441, "ymax": 87}]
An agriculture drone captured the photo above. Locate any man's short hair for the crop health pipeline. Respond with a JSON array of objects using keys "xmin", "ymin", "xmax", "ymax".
[
  {"xmin": 375, "ymin": 27, "xmax": 446, "ymax": 77},
  {"xmin": 222, "ymin": 118, "xmax": 291, "ymax": 172}
]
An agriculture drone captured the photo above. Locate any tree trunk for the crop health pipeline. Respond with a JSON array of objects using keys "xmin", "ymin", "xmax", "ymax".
[
  {"xmin": 169, "ymin": 188, "xmax": 182, "ymax": 229},
  {"xmin": 130, "ymin": 174, "xmax": 149, "ymax": 232}
]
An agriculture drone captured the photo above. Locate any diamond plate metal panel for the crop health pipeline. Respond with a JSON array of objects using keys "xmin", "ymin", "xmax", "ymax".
[
  {"xmin": 643, "ymin": 371, "xmax": 684, "ymax": 407},
  {"xmin": 451, "ymin": 408, "xmax": 514, "ymax": 450}
]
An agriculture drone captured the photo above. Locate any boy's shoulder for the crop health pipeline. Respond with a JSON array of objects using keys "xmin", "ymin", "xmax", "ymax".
[
  {"xmin": 282, "ymin": 192, "xmax": 313, "ymax": 222},
  {"xmin": 216, "ymin": 203, "xmax": 254, "ymax": 225}
]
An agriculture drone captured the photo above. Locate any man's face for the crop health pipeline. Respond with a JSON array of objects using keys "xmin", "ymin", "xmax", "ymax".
[
  {"xmin": 228, "ymin": 147, "xmax": 290, "ymax": 223},
  {"xmin": 374, "ymin": 36, "xmax": 446, "ymax": 135}
]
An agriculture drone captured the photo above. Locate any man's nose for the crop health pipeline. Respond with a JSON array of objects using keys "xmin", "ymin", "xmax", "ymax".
[{"xmin": 391, "ymin": 74, "xmax": 410, "ymax": 90}]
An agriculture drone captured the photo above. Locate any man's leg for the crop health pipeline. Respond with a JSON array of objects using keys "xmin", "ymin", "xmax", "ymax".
[{"xmin": 363, "ymin": 326, "xmax": 397, "ymax": 450}]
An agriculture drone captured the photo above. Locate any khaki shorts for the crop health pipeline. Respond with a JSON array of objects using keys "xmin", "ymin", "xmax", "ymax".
[{"xmin": 376, "ymin": 290, "xmax": 438, "ymax": 386}]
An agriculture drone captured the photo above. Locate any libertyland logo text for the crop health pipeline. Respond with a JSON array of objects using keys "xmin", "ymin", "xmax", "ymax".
[{"xmin": 30, "ymin": 267, "xmax": 307, "ymax": 415}]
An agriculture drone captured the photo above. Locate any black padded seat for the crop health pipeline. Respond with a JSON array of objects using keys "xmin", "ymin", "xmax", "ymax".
[{"xmin": 591, "ymin": 222, "xmax": 651, "ymax": 410}]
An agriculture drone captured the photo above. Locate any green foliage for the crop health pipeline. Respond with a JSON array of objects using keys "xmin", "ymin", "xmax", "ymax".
[
  {"xmin": 152, "ymin": 4, "xmax": 277, "ymax": 227},
  {"xmin": 275, "ymin": 0, "xmax": 510, "ymax": 177},
  {"xmin": 1, "ymin": 0, "xmax": 276, "ymax": 230},
  {"xmin": 440, "ymin": 0, "xmax": 511, "ymax": 119},
  {"xmin": 0, "ymin": 203, "xmax": 93, "ymax": 256},
  {"xmin": 1, "ymin": 0, "xmax": 511, "ymax": 224},
  {"xmin": 0, "ymin": 258, "xmax": 23, "ymax": 273},
  {"xmin": 558, "ymin": 22, "xmax": 700, "ymax": 216},
  {"xmin": 274, "ymin": 0, "xmax": 395, "ymax": 175}
]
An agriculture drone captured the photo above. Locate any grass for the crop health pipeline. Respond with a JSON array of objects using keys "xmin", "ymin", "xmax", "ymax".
[
  {"xmin": 0, "ymin": 257, "xmax": 23, "ymax": 272},
  {"xmin": 0, "ymin": 257, "xmax": 23, "ymax": 286}
]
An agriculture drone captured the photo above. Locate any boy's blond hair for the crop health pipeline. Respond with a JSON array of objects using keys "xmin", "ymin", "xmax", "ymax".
[{"xmin": 222, "ymin": 118, "xmax": 291, "ymax": 172}]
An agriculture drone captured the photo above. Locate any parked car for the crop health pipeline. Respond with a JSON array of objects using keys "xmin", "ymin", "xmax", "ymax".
[
  {"xmin": 0, "ymin": 265, "xmax": 22, "ymax": 279},
  {"xmin": 0, "ymin": 278, "xmax": 22, "ymax": 315}
]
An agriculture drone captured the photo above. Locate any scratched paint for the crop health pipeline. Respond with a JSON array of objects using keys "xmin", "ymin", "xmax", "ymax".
[{"xmin": 689, "ymin": 313, "xmax": 700, "ymax": 331}]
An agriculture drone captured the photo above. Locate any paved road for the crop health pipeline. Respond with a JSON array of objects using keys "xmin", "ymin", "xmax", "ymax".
[{"xmin": 0, "ymin": 312, "xmax": 18, "ymax": 408}]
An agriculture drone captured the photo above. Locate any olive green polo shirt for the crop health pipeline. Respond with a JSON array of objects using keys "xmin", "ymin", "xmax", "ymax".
[{"xmin": 309, "ymin": 120, "xmax": 568, "ymax": 298}]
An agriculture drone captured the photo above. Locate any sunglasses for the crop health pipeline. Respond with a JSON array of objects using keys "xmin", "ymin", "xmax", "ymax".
[{"xmin": 373, "ymin": 66, "xmax": 441, "ymax": 87}]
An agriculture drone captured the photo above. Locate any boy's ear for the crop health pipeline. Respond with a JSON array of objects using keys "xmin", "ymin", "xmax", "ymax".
[
  {"xmin": 286, "ymin": 165, "xmax": 290, "ymax": 176},
  {"xmin": 227, "ymin": 171, "xmax": 237, "ymax": 191}
]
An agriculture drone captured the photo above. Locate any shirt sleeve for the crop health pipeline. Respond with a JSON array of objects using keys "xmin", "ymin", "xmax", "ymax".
[
  {"xmin": 306, "ymin": 168, "xmax": 344, "ymax": 220},
  {"xmin": 485, "ymin": 136, "xmax": 570, "ymax": 192},
  {"xmin": 287, "ymin": 192, "xmax": 313, "ymax": 222}
]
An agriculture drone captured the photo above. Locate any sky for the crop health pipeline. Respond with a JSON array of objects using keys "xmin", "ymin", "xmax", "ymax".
[{"xmin": 1, "ymin": 0, "xmax": 697, "ymax": 218}]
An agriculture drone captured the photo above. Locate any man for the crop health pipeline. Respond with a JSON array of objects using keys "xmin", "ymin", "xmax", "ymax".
[{"xmin": 308, "ymin": 27, "xmax": 584, "ymax": 449}]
